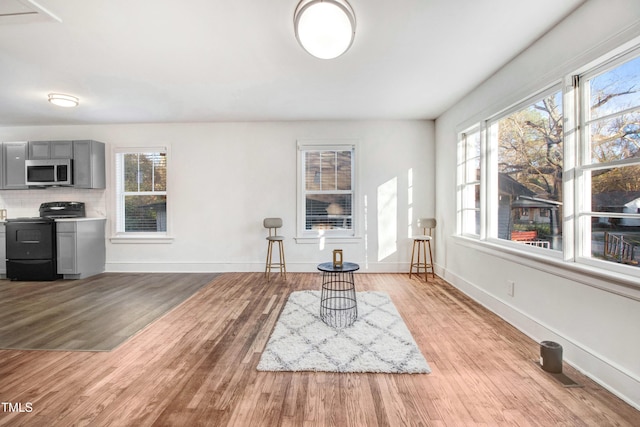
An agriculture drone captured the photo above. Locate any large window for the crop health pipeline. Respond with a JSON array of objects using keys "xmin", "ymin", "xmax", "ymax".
[
  {"xmin": 458, "ymin": 127, "xmax": 481, "ymax": 236},
  {"xmin": 490, "ymin": 87, "xmax": 563, "ymax": 252},
  {"xmin": 115, "ymin": 148, "xmax": 167, "ymax": 235},
  {"xmin": 297, "ymin": 141, "xmax": 356, "ymax": 238},
  {"xmin": 579, "ymin": 53, "xmax": 640, "ymax": 268},
  {"xmin": 457, "ymin": 43, "xmax": 640, "ymax": 278}
]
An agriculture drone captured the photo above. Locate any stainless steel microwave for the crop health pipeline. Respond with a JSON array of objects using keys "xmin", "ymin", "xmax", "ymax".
[{"xmin": 25, "ymin": 159, "xmax": 73, "ymax": 186}]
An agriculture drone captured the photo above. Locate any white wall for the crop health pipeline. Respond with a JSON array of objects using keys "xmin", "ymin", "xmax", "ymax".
[
  {"xmin": 0, "ymin": 120, "xmax": 434, "ymax": 273},
  {"xmin": 435, "ymin": 0, "xmax": 640, "ymax": 410}
]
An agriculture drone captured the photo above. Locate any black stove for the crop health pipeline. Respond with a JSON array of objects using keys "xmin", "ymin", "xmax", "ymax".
[
  {"xmin": 5, "ymin": 202, "xmax": 86, "ymax": 281},
  {"xmin": 40, "ymin": 201, "xmax": 86, "ymax": 219}
]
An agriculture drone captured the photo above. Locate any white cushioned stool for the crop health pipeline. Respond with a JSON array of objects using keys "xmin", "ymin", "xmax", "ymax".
[
  {"xmin": 409, "ymin": 218, "xmax": 435, "ymax": 281},
  {"xmin": 264, "ymin": 218, "xmax": 286, "ymax": 281}
]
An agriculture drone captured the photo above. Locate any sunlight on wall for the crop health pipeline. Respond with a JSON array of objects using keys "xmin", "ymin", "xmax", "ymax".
[
  {"xmin": 408, "ymin": 168, "xmax": 414, "ymax": 238},
  {"xmin": 377, "ymin": 177, "xmax": 398, "ymax": 261},
  {"xmin": 318, "ymin": 232, "xmax": 326, "ymax": 251},
  {"xmin": 364, "ymin": 194, "xmax": 369, "ymax": 269}
]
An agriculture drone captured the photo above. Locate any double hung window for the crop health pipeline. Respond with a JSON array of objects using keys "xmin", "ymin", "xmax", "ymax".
[
  {"xmin": 489, "ymin": 87, "xmax": 564, "ymax": 252},
  {"xmin": 457, "ymin": 43, "xmax": 640, "ymax": 279},
  {"xmin": 115, "ymin": 148, "xmax": 168, "ymax": 235},
  {"xmin": 297, "ymin": 141, "xmax": 356, "ymax": 238},
  {"xmin": 578, "ymin": 53, "xmax": 640, "ymax": 268},
  {"xmin": 458, "ymin": 128, "xmax": 481, "ymax": 236}
]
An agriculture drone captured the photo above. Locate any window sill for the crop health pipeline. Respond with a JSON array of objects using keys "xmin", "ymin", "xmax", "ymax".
[
  {"xmin": 453, "ymin": 235, "xmax": 640, "ymax": 301},
  {"xmin": 110, "ymin": 235, "xmax": 174, "ymax": 244},
  {"xmin": 295, "ymin": 235, "xmax": 362, "ymax": 245}
]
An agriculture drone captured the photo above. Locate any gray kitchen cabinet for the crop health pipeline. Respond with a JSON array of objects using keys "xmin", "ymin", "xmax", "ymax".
[
  {"xmin": 56, "ymin": 219, "xmax": 106, "ymax": 279},
  {"xmin": 2, "ymin": 142, "xmax": 28, "ymax": 189},
  {"xmin": 0, "ymin": 143, "xmax": 4, "ymax": 189},
  {"xmin": 28, "ymin": 140, "xmax": 73, "ymax": 159},
  {"xmin": 0, "ymin": 222, "xmax": 5, "ymax": 278},
  {"xmin": 73, "ymin": 140, "xmax": 105, "ymax": 189}
]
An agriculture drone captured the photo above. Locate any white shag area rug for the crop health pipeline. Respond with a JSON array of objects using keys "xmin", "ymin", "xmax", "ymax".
[{"xmin": 257, "ymin": 290, "xmax": 431, "ymax": 374}]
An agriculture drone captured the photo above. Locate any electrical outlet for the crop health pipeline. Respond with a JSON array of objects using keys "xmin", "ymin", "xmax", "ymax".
[{"xmin": 507, "ymin": 280, "xmax": 515, "ymax": 297}]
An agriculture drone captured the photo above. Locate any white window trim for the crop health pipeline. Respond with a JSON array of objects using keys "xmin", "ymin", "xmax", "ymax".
[
  {"xmin": 110, "ymin": 145, "xmax": 173, "ymax": 244},
  {"xmin": 295, "ymin": 139, "xmax": 361, "ymax": 243},
  {"xmin": 455, "ymin": 40, "xmax": 640, "ymax": 287},
  {"xmin": 457, "ymin": 126, "xmax": 482, "ymax": 238}
]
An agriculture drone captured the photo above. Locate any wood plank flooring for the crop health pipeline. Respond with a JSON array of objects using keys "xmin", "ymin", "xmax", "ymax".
[
  {"xmin": 0, "ymin": 272, "xmax": 637, "ymax": 426},
  {"xmin": 0, "ymin": 273, "xmax": 218, "ymax": 351}
]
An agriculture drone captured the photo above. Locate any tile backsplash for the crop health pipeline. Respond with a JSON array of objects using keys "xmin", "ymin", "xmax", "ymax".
[{"xmin": 0, "ymin": 188, "xmax": 107, "ymax": 218}]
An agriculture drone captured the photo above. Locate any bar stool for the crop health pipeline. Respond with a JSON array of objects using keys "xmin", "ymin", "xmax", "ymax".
[
  {"xmin": 264, "ymin": 218, "xmax": 286, "ymax": 281},
  {"xmin": 409, "ymin": 218, "xmax": 436, "ymax": 281}
]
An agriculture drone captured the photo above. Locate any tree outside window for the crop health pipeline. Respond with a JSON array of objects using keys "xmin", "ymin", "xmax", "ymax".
[{"xmin": 492, "ymin": 89, "xmax": 564, "ymax": 250}]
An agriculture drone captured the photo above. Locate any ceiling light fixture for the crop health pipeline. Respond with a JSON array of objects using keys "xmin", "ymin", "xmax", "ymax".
[
  {"xmin": 294, "ymin": 0, "xmax": 356, "ymax": 59},
  {"xmin": 48, "ymin": 93, "xmax": 79, "ymax": 107}
]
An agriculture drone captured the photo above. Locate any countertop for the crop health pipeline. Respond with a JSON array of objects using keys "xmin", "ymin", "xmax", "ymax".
[
  {"xmin": 0, "ymin": 217, "xmax": 106, "ymax": 223},
  {"xmin": 54, "ymin": 217, "xmax": 106, "ymax": 222}
]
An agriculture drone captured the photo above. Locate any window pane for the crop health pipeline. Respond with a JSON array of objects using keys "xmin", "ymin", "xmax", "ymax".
[
  {"xmin": 305, "ymin": 152, "xmax": 320, "ymax": 191},
  {"xmin": 589, "ymin": 111, "xmax": 640, "ymax": 163},
  {"xmin": 462, "ymin": 208, "xmax": 480, "ymax": 235},
  {"xmin": 122, "ymin": 152, "xmax": 166, "ymax": 192},
  {"xmin": 124, "ymin": 153, "xmax": 139, "ymax": 192},
  {"xmin": 124, "ymin": 195, "xmax": 167, "ymax": 232},
  {"xmin": 496, "ymin": 91, "xmax": 563, "ymax": 251},
  {"xmin": 305, "ymin": 194, "xmax": 352, "ymax": 230},
  {"xmin": 320, "ymin": 152, "xmax": 336, "ymax": 190},
  {"xmin": 591, "ymin": 216, "xmax": 640, "ymax": 267},
  {"xmin": 153, "ymin": 153, "xmax": 167, "ymax": 191},
  {"xmin": 591, "ymin": 165, "xmax": 640, "ymax": 212},
  {"xmin": 464, "ymin": 130, "xmax": 481, "ymax": 183},
  {"xmin": 589, "ymin": 55, "xmax": 640, "ymax": 120},
  {"xmin": 336, "ymin": 151, "xmax": 352, "ymax": 190}
]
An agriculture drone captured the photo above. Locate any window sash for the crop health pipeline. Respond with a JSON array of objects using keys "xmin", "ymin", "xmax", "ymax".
[
  {"xmin": 298, "ymin": 141, "xmax": 356, "ymax": 238},
  {"xmin": 456, "ymin": 41, "xmax": 640, "ymax": 278},
  {"xmin": 115, "ymin": 148, "xmax": 168, "ymax": 235}
]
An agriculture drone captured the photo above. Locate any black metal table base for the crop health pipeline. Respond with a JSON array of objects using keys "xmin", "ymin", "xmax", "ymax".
[{"xmin": 318, "ymin": 262, "xmax": 359, "ymax": 328}]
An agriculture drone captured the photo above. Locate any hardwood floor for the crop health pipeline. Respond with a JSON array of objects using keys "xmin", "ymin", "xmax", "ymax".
[
  {"xmin": 0, "ymin": 273, "xmax": 218, "ymax": 351},
  {"xmin": 0, "ymin": 272, "xmax": 637, "ymax": 426}
]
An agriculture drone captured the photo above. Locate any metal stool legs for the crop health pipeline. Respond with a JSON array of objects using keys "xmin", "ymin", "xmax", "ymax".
[
  {"xmin": 265, "ymin": 239, "xmax": 286, "ymax": 281},
  {"xmin": 409, "ymin": 238, "xmax": 434, "ymax": 281}
]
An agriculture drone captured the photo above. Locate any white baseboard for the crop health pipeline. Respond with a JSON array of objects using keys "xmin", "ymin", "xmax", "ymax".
[
  {"xmin": 441, "ymin": 268, "xmax": 640, "ymax": 411},
  {"xmin": 105, "ymin": 261, "xmax": 414, "ymax": 274}
]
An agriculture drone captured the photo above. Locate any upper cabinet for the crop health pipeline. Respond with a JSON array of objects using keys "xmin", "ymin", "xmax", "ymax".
[
  {"xmin": 73, "ymin": 140, "xmax": 106, "ymax": 189},
  {"xmin": 28, "ymin": 141, "xmax": 73, "ymax": 159},
  {"xmin": 2, "ymin": 142, "xmax": 28, "ymax": 190},
  {"xmin": 0, "ymin": 140, "xmax": 106, "ymax": 190}
]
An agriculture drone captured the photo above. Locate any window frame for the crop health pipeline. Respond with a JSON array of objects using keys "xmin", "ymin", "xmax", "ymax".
[
  {"xmin": 296, "ymin": 139, "xmax": 360, "ymax": 242},
  {"xmin": 111, "ymin": 146, "xmax": 173, "ymax": 244},
  {"xmin": 456, "ymin": 41, "xmax": 640, "ymax": 284},
  {"xmin": 457, "ymin": 126, "xmax": 482, "ymax": 238},
  {"xmin": 574, "ymin": 47, "xmax": 640, "ymax": 274},
  {"xmin": 485, "ymin": 83, "xmax": 565, "ymax": 258}
]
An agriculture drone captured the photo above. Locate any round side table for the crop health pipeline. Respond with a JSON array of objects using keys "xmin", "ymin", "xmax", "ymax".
[{"xmin": 317, "ymin": 261, "xmax": 360, "ymax": 328}]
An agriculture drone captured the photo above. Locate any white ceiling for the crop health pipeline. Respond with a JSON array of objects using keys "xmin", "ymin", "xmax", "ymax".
[{"xmin": 0, "ymin": 0, "xmax": 585, "ymax": 126}]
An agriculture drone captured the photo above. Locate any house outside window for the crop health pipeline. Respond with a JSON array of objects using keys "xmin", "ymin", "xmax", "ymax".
[
  {"xmin": 297, "ymin": 140, "xmax": 356, "ymax": 238},
  {"xmin": 457, "ymin": 42, "xmax": 640, "ymax": 278},
  {"xmin": 489, "ymin": 87, "xmax": 563, "ymax": 252},
  {"xmin": 115, "ymin": 148, "xmax": 167, "ymax": 235}
]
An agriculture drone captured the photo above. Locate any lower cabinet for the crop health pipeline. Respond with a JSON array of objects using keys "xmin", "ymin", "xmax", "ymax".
[
  {"xmin": 0, "ymin": 223, "xmax": 5, "ymax": 278},
  {"xmin": 56, "ymin": 219, "xmax": 106, "ymax": 279}
]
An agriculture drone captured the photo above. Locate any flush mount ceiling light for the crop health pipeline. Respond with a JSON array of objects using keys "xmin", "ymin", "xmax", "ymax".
[
  {"xmin": 294, "ymin": 0, "xmax": 356, "ymax": 59},
  {"xmin": 48, "ymin": 93, "xmax": 79, "ymax": 107}
]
